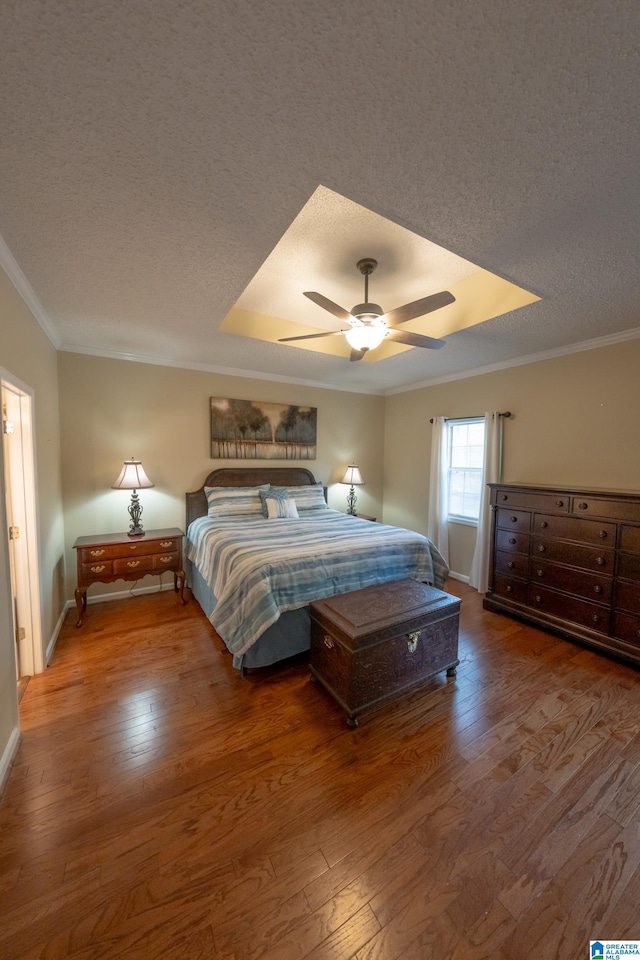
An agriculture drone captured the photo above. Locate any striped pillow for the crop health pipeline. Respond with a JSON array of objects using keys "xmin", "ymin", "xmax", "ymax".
[
  {"xmin": 264, "ymin": 497, "xmax": 299, "ymax": 520},
  {"xmin": 205, "ymin": 484, "xmax": 269, "ymax": 518},
  {"xmin": 270, "ymin": 482, "xmax": 327, "ymax": 513}
]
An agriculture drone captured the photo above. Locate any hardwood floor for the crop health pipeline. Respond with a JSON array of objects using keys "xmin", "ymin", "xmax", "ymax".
[{"xmin": 1, "ymin": 582, "xmax": 639, "ymax": 959}]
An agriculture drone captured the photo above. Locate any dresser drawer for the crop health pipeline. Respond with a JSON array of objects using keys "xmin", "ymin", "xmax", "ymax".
[
  {"xmin": 496, "ymin": 529, "xmax": 529, "ymax": 555},
  {"xmin": 620, "ymin": 525, "xmax": 640, "ymax": 554},
  {"xmin": 113, "ymin": 556, "xmax": 156, "ymax": 576},
  {"xmin": 528, "ymin": 585, "xmax": 610, "ymax": 635},
  {"xmin": 493, "ymin": 489, "xmax": 569, "ymax": 512},
  {"xmin": 615, "ymin": 580, "xmax": 640, "ymax": 615},
  {"xmin": 618, "ymin": 553, "xmax": 640, "ymax": 583},
  {"xmin": 530, "ymin": 560, "xmax": 612, "ymax": 603},
  {"xmin": 152, "ymin": 551, "xmax": 180, "ymax": 571},
  {"xmin": 496, "ymin": 509, "xmax": 531, "ymax": 534},
  {"xmin": 495, "ymin": 551, "xmax": 529, "ymax": 579},
  {"xmin": 492, "ymin": 573, "xmax": 528, "ymax": 604},
  {"xmin": 613, "ymin": 612, "xmax": 640, "ymax": 648},
  {"xmin": 531, "ymin": 537, "xmax": 614, "ymax": 574},
  {"xmin": 571, "ymin": 497, "xmax": 640, "ymax": 523},
  {"xmin": 81, "ymin": 560, "xmax": 114, "ymax": 580},
  {"xmin": 533, "ymin": 514, "xmax": 616, "ymax": 546}
]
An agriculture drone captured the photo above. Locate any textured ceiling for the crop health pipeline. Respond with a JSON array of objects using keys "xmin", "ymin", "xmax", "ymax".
[{"xmin": 0, "ymin": 0, "xmax": 639, "ymax": 394}]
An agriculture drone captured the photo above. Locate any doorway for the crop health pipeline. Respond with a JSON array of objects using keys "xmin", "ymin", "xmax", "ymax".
[{"xmin": 1, "ymin": 372, "xmax": 43, "ymax": 686}]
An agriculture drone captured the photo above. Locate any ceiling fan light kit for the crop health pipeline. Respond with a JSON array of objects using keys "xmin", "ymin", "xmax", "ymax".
[{"xmin": 280, "ymin": 257, "xmax": 454, "ymax": 361}]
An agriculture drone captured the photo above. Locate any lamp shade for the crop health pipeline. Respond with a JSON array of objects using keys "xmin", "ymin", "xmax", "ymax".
[
  {"xmin": 341, "ymin": 464, "xmax": 364, "ymax": 486},
  {"xmin": 111, "ymin": 458, "xmax": 154, "ymax": 490}
]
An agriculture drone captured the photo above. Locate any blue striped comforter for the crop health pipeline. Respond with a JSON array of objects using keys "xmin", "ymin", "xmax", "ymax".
[{"xmin": 187, "ymin": 510, "xmax": 448, "ymax": 657}]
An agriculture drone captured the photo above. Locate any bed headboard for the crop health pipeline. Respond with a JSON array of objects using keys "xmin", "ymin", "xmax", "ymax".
[{"xmin": 185, "ymin": 466, "xmax": 318, "ymax": 529}]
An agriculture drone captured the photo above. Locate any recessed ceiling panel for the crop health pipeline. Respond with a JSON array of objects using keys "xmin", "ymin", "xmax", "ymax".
[{"xmin": 220, "ymin": 185, "xmax": 540, "ymax": 361}]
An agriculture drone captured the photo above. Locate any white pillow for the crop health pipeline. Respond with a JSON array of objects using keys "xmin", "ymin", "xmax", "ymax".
[{"xmin": 265, "ymin": 496, "xmax": 299, "ymax": 519}]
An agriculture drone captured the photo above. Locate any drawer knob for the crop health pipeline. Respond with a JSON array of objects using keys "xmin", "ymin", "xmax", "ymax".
[
  {"xmin": 160, "ymin": 541, "xmax": 173, "ymax": 548},
  {"xmin": 500, "ymin": 494, "xmax": 508, "ymax": 501},
  {"xmin": 538, "ymin": 545, "xmax": 546, "ymax": 554},
  {"xmin": 407, "ymin": 631, "xmax": 420, "ymax": 653},
  {"xmin": 594, "ymin": 585, "xmax": 603, "ymax": 595},
  {"xmin": 534, "ymin": 595, "xmax": 542, "ymax": 603},
  {"xmin": 90, "ymin": 549, "xmax": 105, "ymax": 557},
  {"xmin": 506, "ymin": 585, "xmax": 513, "ymax": 593},
  {"xmin": 592, "ymin": 614, "xmax": 600, "ymax": 623},
  {"xmin": 323, "ymin": 635, "xmax": 334, "ymax": 649},
  {"xmin": 578, "ymin": 502, "xmax": 588, "ymax": 510},
  {"xmin": 126, "ymin": 560, "xmax": 140, "ymax": 568},
  {"xmin": 536, "ymin": 569, "xmax": 544, "ymax": 577},
  {"xmin": 539, "ymin": 520, "xmax": 548, "ymax": 528},
  {"xmin": 90, "ymin": 564, "xmax": 106, "ymax": 573},
  {"xmin": 510, "ymin": 516, "xmax": 518, "ymax": 523},
  {"xmin": 596, "ymin": 557, "xmax": 605, "ymax": 566},
  {"xmin": 598, "ymin": 530, "xmax": 608, "ymax": 539},
  {"xmin": 508, "ymin": 561, "xmax": 515, "ymax": 569},
  {"xmin": 555, "ymin": 499, "xmax": 564, "ymax": 507},
  {"xmin": 509, "ymin": 537, "xmax": 516, "ymax": 544}
]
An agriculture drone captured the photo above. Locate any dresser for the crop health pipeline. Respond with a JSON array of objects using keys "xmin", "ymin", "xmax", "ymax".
[
  {"xmin": 73, "ymin": 527, "xmax": 185, "ymax": 627},
  {"xmin": 483, "ymin": 484, "xmax": 640, "ymax": 667}
]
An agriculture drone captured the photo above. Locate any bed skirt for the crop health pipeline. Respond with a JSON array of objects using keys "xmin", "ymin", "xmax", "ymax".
[{"xmin": 188, "ymin": 559, "xmax": 311, "ymax": 670}]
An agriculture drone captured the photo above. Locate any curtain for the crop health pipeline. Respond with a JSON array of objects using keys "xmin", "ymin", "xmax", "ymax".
[
  {"xmin": 427, "ymin": 416, "xmax": 450, "ymax": 565},
  {"xmin": 469, "ymin": 411, "xmax": 503, "ymax": 592}
]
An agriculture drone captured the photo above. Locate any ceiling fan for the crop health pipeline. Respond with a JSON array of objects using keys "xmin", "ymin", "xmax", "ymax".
[{"xmin": 279, "ymin": 258, "xmax": 455, "ymax": 362}]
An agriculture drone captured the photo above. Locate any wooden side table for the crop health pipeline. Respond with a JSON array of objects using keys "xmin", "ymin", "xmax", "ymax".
[{"xmin": 73, "ymin": 527, "xmax": 186, "ymax": 627}]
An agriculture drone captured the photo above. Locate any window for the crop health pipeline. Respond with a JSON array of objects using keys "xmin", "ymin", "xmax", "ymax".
[{"xmin": 447, "ymin": 418, "xmax": 485, "ymax": 523}]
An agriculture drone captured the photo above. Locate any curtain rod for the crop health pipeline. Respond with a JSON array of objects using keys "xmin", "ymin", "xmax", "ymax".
[{"xmin": 429, "ymin": 411, "xmax": 512, "ymax": 423}]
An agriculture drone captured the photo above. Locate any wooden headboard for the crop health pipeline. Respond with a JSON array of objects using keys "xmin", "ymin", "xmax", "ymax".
[{"xmin": 185, "ymin": 466, "xmax": 318, "ymax": 529}]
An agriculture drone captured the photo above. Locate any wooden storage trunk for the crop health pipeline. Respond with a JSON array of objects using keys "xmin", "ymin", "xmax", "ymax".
[{"xmin": 309, "ymin": 579, "xmax": 460, "ymax": 726}]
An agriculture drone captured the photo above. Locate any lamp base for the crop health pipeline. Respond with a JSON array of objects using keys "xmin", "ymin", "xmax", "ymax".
[
  {"xmin": 127, "ymin": 492, "xmax": 145, "ymax": 537},
  {"xmin": 346, "ymin": 486, "xmax": 357, "ymax": 516}
]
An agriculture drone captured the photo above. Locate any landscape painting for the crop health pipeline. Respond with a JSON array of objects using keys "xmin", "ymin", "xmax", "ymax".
[{"xmin": 210, "ymin": 398, "xmax": 317, "ymax": 460}]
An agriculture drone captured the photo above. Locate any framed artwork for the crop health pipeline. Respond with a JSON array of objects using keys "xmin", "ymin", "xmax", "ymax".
[{"xmin": 210, "ymin": 398, "xmax": 317, "ymax": 460}]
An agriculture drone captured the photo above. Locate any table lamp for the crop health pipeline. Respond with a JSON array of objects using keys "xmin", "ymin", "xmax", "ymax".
[
  {"xmin": 111, "ymin": 458, "xmax": 154, "ymax": 537},
  {"xmin": 341, "ymin": 464, "xmax": 364, "ymax": 515}
]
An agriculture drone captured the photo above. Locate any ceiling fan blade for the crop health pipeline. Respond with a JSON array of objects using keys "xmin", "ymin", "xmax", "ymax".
[
  {"xmin": 385, "ymin": 328, "xmax": 446, "ymax": 350},
  {"xmin": 304, "ymin": 291, "xmax": 353, "ymax": 323},
  {"xmin": 278, "ymin": 330, "xmax": 344, "ymax": 342},
  {"xmin": 350, "ymin": 347, "xmax": 367, "ymax": 362},
  {"xmin": 383, "ymin": 290, "xmax": 455, "ymax": 327}
]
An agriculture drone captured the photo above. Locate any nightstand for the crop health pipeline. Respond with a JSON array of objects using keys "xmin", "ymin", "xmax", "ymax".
[
  {"xmin": 73, "ymin": 527, "xmax": 186, "ymax": 627},
  {"xmin": 356, "ymin": 513, "xmax": 377, "ymax": 522}
]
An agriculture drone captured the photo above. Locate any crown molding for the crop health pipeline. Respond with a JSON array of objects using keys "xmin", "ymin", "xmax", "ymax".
[
  {"xmin": 0, "ymin": 232, "xmax": 61, "ymax": 349},
  {"xmin": 57, "ymin": 342, "xmax": 385, "ymax": 396},
  {"xmin": 385, "ymin": 326, "xmax": 640, "ymax": 396}
]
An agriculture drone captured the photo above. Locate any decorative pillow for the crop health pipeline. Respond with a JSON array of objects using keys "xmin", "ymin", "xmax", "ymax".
[
  {"xmin": 204, "ymin": 484, "xmax": 269, "ymax": 518},
  {"xmin": 259, "ymin": 486, "xmax": 288, "ymax": 517},
  {"xmin": 270, "ymin": 481, "xmax": 327, "ymax": 513},
  {"xmin": 264, "ymin": 496, "xmax": 299, "ymax": 520}
]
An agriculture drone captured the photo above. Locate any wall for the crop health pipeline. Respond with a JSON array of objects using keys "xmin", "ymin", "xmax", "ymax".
[
  {"xmin": 383, "ymin": 338, "xmax": 640, "ymax": 577},
  {"xmin": 58, "ymin": 352, "xmax": 385, "ymax": 601},
  {"xmin": 0, "ymin": 265, "xmax": 64, "ymax": 787}
]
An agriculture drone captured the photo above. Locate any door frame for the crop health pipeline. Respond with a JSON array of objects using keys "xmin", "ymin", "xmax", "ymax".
[{"xmin": 1, "ymin": 369, "xmax": 43, "ymax": 677}]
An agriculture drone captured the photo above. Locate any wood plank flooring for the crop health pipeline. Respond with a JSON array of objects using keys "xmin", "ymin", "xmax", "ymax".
[{"xmin": 1, "ymin": 582, "xmax": 639, "ymax": 959}]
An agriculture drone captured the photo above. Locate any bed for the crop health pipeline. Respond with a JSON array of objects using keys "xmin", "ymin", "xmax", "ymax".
[{"xmin": 185, "ymin": 467, "xmax": 448, "ymax": 671}]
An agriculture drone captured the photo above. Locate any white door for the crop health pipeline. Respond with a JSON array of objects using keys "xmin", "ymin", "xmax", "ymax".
[{"xmin": 1, "ymin": 377, "xmax": 41, "ymax": 679}]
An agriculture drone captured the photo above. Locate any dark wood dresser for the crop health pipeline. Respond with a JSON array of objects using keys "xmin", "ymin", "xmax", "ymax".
[{"xmin": 483, "ymin": 483, "xmax": 640, "ymax": 667}]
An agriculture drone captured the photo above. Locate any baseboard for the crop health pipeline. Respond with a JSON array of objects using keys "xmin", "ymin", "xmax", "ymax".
[
  {"xmin": 0, "ymin": 725, "xmax": 20, "ymax": 797},
  {"xmin": 83, "ymin": 580, "xmax": 178, "ymax": 605},
  {"xmin": 447, "ymin": 571, "xmax": 469, "ymax": 584}
]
